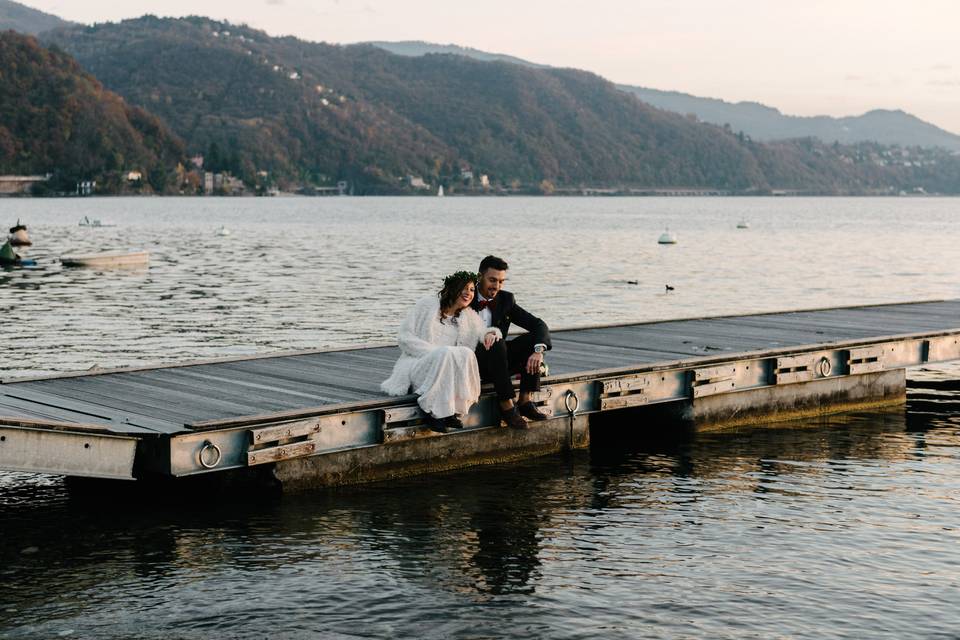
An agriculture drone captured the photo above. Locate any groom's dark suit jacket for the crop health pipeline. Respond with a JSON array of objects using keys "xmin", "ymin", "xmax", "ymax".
[{"xmin": 473, "ymin": 290, "xmax": 552, "ymax": 350}]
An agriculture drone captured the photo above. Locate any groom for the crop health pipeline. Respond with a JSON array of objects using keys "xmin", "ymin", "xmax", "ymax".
[{"xmin": 472, "ymin": 255, "xmax": 552, "ymax": 428}]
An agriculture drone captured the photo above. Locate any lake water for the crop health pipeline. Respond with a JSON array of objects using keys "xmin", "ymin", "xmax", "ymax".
[{"xmin": 2, "ymin": 197, "xmax": 960, "ymax": 638}]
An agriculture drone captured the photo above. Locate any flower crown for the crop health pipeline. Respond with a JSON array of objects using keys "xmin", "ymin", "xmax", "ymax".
[{"xmin": 443, "ymin": 270, "xmax": 479, "ymax": 290}]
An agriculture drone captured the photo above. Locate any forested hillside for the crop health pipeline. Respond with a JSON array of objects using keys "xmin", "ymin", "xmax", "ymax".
[
  {"xmin": 33, "ymin": 17, "xmax": 960, "ymax": 194},
  {"xmin": 0, "ymin": 31, "xmax": 185, "ymax": 193}
]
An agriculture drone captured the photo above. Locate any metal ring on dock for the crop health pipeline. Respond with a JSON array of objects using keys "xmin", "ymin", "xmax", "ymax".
[
  {"xmin": 817, "ymin": 357, "xmax": 832, "ymax": 377},
  {"xmin": 198, "ymin": 440, "xmax": 222, "ymax": 469},
  {"xmin": 564, "ymin": 390, "xmax": 580, "ymax": 416}
]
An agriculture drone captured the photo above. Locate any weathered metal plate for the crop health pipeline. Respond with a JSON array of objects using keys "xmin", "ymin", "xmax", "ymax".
[
  {"xmin": 927, "ymin": 336, "xmax": 960, "ymax": 363},
  {"xmin": 382, "ymin": 425, "xmax": 444, "ymax": 443},
  {"xmin": 692, "ymin": 379, "xmax": 739, "ymax": 398},
  {"xmin": 383, "ymin": 405, "xmax": 424, "ymax": 424},
  {"xmin": 249, "ymin": 418, "xmax": 324, "ymax": 444},
  {"xmin": 602, "ymin": 375, "xmax": 655, "ymax": 394},
  {"xmin": 0, "ymin": 426, "xmax": 137, "ymax": 479},
  {"xmin": 776, "ymin": 370, "xmax": 815, "ymax": 384},
  {"xmin": 848, "ymin": 345, "xmax": 885, "ymax": 374},
  {"xmin": 528, "ymin": 388, "xmax": 554, "ymax": 403},
  {"xmin": 774, "ymin": 352, "xmax": 831, "ymax": 384},
  {"xmin": 693, "ymin": 365, "xmax": 738, "ymax": 382},
  {"xmin": 248, "ymin": 439, "xmax": 318, "ymax": 466},
  {"xmin": 600, "ymin": 394, "xmax": 651, "ymax": 410},
  {"xmin": 776, "ymin": 354, "xmax": 815, "ymax": 370},
  {"xmin": 849, "ymin": 345, "xmax": 885, "ymax": 360}
]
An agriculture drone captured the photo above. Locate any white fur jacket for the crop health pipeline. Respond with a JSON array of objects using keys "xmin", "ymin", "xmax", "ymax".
[{"xmin": 381, "ymin": 295, "xmax": 501, "ymax": 396}]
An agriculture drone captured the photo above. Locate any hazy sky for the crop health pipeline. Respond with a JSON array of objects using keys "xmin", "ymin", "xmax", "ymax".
[{"xmin": 25, "ymin": 0, "xmax": 960, "ymax": 134}]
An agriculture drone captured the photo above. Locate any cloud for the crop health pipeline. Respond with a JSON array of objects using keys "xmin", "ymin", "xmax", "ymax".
[
  {"xmin": 844, "ymin": 74, "xmax": 863, "ymax": 82},
  {"xmin": 927, "ymin": 78, "xmax": 960, "ymax": 88},
  {"xmin": 265, "ymin": 0, "xmax": 284, "ymax": 4},
  {"xmin": 930, "ymin": 63, "xmax": 953, "ymax": 72}
]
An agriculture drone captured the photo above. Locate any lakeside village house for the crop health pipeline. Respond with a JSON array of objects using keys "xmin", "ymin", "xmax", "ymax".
[
  {"xmin": 405, "ymin": 169, "xmax": 489, "ymax": 191},
  {"xmin": 0, "ymin": 175, "xmax": 50, "ymax": 195},
  {"xmin": 0, "ymin": 164, "xmax": 244, "ymax": 197}
]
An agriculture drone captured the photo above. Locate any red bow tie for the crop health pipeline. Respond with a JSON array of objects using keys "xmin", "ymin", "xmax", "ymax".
[{"xmin": 477, "ymin": 298, "xmax": 495, "ymax": 310}]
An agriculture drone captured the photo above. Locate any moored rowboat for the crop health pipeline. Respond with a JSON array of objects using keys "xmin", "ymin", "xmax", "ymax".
[{"xmin": 61, "ymin": 250, "xmax": 149, "ymax": 268}]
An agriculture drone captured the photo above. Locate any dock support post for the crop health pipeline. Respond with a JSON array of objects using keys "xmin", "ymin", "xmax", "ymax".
[
  {"xmin": 270, "ymin": 415, "xmax": 590, "ymax": 491},
  {"xmin": 590, "ymin": 369, "xmax": 906, "ymax": 436},
  {"xmin": 688, "ymin": 369, "xmax": 906, "ymax": 431}
]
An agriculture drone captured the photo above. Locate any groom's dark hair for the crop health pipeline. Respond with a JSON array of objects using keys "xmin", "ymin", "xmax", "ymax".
[{"xmin": 479, "ymin": 255, "xmax": 508, "ymax": 273}]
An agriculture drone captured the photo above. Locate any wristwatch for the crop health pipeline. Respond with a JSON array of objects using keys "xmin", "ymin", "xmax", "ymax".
[{"xmin": 533, "ymin": 344, "xmax": 546, "ymax": 354}]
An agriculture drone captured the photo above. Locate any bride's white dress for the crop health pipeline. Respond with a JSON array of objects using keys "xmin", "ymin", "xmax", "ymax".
[
  {"xmin": 409, "ymin": 317, "xmax": 479, "ymax": 417},
  {"xmin": 381, "ymin": 296, "xmax": 499, "ymax": 418}
]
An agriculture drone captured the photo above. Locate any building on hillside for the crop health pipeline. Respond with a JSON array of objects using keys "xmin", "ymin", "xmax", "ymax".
[
  {"xmin": 222, "ymin": 175, "xmax": 245, "ymax": 195},
  {"xmin": 406, "ymin": 176, "xmax": 429, "ymax": 189},
  {"xmin": 0, "ymin": 175, "xmax": 49, "ymax": 195},
  {"xmin": 204, "ymin": 171, "xmax": 246, "ymax": 196}
]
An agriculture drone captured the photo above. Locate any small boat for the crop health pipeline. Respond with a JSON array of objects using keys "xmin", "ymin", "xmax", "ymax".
[
  {"xmin": 0, "ymin": 239, "xmax": 35, "ymax": 266},
  {"xmin": 215, "ymin": 225, "xmax": 231, "ymax": 236},
  {"xmin": 8, "ymin": 220, "xmax": 31, "ymax": 246},
  {"xmin": 61, "ymin": 250, "xmax": 149, "ymax": 268},
  {"xmin": 437, "ymin": 185, "xmax": 444, "ymax": 197},
  {"xmin": 736, "ymin": 219, "xmax": 750, "ymax": 229},
  {"xmin": 657, "ymin": 228, "xmax": 677, "ymax": 245},
  {"xmin": 78, "ymin": 216, "xmax": 115, "ymax": 228}
]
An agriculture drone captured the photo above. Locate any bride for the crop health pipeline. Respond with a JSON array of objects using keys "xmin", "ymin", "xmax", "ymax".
[{"xmin": 381, "ymin": 271, "xmax": 501, "ymax": 433}]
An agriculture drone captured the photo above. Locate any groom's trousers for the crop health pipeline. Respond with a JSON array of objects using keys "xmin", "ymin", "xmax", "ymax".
[{"xmin": 475, "ymin": 333, "xmax": 541, "ymax": 402}]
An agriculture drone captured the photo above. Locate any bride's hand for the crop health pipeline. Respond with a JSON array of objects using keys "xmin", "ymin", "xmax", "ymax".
[{"xmin": 483, "ymin": 332, "xmax": 499, "ymax": 350}]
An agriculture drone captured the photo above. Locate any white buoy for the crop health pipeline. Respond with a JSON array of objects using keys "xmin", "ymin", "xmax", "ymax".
[{"xmin": 657, "ymin": 228, "xmax": 677, "ymax": 245}]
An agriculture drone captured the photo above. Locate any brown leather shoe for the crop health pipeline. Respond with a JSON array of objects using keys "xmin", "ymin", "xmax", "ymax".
[
  {"xmin": 517, "ymin": 401, "xmax": 549, "ymax": 421},
  {"xmin": 501, "ymin": 407, "xmax": 528, "ymax": 429}
]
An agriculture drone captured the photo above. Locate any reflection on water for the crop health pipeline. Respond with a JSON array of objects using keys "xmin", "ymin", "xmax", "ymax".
[{"xmin": 2, "ymin": 402, "xmax": 960, "ymax": 639}]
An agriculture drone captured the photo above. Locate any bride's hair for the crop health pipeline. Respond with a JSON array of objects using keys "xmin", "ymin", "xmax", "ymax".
[{"xmin": 438, "ymin": 271, "xmax": 478, "ymax": 313}]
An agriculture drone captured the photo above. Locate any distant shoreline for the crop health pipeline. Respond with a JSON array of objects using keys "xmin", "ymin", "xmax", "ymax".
[{"xmin": 2, "ymin": 192, "xmax": 957, "ymax": 199}]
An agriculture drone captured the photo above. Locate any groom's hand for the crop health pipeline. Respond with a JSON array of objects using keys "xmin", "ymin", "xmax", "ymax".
[{"xmin": 526, "ymin": 352, "xmax": 543, "ymax": 374}]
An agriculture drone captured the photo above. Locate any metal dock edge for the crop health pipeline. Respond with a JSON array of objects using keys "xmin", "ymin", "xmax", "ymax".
[{"xmin": 2, "ymin": 300, "xmax": 959, "ymax": 488}]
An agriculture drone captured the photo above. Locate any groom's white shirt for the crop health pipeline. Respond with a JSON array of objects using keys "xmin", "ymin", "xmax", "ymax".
[
  {"xmin": 477, "ymin": 292, "xmax": 547, "ymax": 353},
  {"xmin": 477, "ymin": 293, "xmax": 493, "ymax": 327}
]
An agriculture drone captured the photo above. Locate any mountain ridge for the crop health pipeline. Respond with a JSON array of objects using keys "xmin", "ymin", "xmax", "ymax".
[
  {"xmin": 372, "ymin": 40, "xmax": 960, "ymax": 150},
  {"xmin": 33, "ymin": 17, "xmax": 960, "ymax": 194},
  {"xmin": 0, "ymin": 0, "xmax": 73, "ymax": 35}
]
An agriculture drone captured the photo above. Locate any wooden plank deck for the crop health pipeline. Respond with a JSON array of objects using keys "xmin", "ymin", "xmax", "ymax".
[{"xmin": 3, "ymin": 299, "xmax": 960, "ymax": 437}]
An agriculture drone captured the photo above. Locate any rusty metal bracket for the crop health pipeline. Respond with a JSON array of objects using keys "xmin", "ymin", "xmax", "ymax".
[
  {"xmin": 599, "ymin": 374, "xmax": 654, "ymax": 410},
  {"xmin": 247, "ymin": 417, "xmax": 326, "ymax": 466},
  {"xmin": 847, "ymin": 346, "xmax": 884, "ymax": 375},
  {"xmin": 692, "ymin": 365, "xmax": 739, "ymax": 398}
]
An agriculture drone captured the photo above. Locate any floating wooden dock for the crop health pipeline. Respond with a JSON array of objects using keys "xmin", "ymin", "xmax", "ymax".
[{"xmin": 2, "ymin": 299, "xmax": 959, "ymax": 489}]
